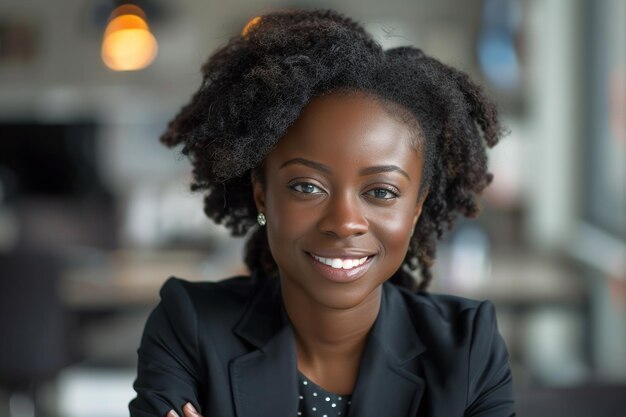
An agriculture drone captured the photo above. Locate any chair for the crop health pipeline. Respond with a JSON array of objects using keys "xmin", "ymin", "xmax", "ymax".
[{"xmin": 0, "ymin": 248, "xmax": 70, "ymax": 417}]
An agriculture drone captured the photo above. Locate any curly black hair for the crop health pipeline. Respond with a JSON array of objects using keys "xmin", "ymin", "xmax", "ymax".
[{"xmin": 160, "ymin": 8, "xmax": 506, "ymax": 291}]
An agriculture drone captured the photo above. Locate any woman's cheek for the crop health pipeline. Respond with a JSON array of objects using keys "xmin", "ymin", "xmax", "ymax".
[
  {"xmin": 370, "ymin": 208, "xmax": 416, "ymax": 260},
  {"xmin": 378, "ymin": 207, "xmax": 415, "ymax": 236},
  {"xmin": 265, "ymin": 197, "xmax": 315, "ymax": 261}
]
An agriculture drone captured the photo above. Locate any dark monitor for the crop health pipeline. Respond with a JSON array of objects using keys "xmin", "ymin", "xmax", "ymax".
[{"xmin": 0, "ymin": 121, "xmax": 109, "ymax": 199}]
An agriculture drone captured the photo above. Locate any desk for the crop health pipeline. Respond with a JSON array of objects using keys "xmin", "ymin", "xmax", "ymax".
[
  {"xmin": 61, "ymin": 248, "xmax": 586, "ymax": 309},
  {"xmin": 60, "ymin": 246, "xmax": 248, "ymax": 310}
]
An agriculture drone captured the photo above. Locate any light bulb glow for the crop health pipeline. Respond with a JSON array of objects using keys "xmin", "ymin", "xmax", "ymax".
[
  {"xmin": 102, "ymin": 28, "xmax": 157, "ymax": 71},
  {"xmin": 101, "ymin": 5, "xmax": 158, "ymax": 71},
  {"xmin": 241, "ymin": 16, "xmax": 261, "ymax": 37}
]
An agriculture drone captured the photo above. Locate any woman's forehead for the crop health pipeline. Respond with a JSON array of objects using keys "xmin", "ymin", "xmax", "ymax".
[
  {"xmin": 264, "ymin": 91, "xmax": 424, "ymax": 177},
  {"xmin": 296, "ymin": 91, "xmax": 400, "ymax": 131},
  {"xmin": 274, "ymin": 92, "xmax": 416, "ymax": 154}
]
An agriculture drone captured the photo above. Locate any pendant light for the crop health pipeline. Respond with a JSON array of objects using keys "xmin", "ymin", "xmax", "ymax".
[{"xmin": 101, "ymin": 4, "xmax": 158, "ymax": 71}]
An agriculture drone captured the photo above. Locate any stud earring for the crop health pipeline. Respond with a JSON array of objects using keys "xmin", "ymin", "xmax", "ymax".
[{"xmin": 257, "ymin": 213, "xmax": 266, "ymax": 226}]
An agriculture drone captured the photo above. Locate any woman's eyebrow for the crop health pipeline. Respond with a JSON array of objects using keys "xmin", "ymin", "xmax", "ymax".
[
  {"xmin": 280, "ymin": 158, "xmax": 332, "ymax": 174},
  {"xmin": 359, "ymin": 165, "xmax": 411, "ymax": 181},
  {"xmin": 279, "ymin": 158, "xmax": 411, "ymax": 180}
]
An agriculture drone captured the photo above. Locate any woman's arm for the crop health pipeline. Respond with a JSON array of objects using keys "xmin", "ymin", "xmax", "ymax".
[
  {"xmin": 465, "ymin": 301, "xmax": 516, "ymax": 417},
  {"xmin": 129, "ymin": 278, "xmax": 205, "ymax": 417}
]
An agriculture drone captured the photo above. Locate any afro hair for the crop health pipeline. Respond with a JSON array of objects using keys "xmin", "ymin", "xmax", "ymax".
[{"xmin": 160, "ymin": 8, "xmax": 506, "ymax": 291}]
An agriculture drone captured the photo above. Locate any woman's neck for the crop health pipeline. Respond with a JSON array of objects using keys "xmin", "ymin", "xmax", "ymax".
[{"xmin": 279, "ymin": 278, "xmax": 382, "ymax": 393}]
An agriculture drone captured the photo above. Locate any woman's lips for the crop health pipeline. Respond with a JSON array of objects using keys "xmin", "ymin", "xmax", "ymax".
[
  {"xmin": 310, "ymin": 253, "xmax": 369, "ymax": 269},
  {"xmin": 306, "ymin": 252, "xmax": 375, "ymax": 283}
]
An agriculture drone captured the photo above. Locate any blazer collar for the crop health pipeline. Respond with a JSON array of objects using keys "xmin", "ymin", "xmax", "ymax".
[
  {"xmin": 348, "ymin": 278, "xmax": 427, "ymax": 416},
  {"xmin": 232, "ymin": 270, "xmax": 290, "ymax": 349},
  {"xmin": 230, "ymin": 271, "xmax": 426, "ymax": 417}
]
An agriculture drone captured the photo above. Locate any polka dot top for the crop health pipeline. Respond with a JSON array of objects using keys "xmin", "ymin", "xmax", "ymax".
[{"xmin": 297, "ymin": 371, "xmax": 352, "ymax": 417}]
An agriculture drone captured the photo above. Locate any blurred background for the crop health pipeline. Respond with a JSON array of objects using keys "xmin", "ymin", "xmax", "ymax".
[{"xmin": 0, "ymin": 0, "xmax": 624, "ymax": 416}]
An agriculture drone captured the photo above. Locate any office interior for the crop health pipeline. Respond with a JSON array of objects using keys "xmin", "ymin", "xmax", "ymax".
[{"xmin": 0, "ymin": 0, "xmax": 624, "ymax": 416}]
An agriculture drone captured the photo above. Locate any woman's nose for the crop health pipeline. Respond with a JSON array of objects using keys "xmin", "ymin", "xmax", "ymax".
[{"xmin": 317, "ymin": 192, "xmax": 368, "ymax": 238}]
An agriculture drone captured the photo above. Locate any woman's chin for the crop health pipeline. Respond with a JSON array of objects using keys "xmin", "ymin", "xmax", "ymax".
[{"xmin": 292, "ymin": 278, "xmax": 383, "ymax": 311}]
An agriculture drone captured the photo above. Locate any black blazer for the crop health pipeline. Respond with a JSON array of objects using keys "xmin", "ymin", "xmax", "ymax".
[{"xmin": 129, "ymin": 270, "xmax": 515, "ymax": 417}]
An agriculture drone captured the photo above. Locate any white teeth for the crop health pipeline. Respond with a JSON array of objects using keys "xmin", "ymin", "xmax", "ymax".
[{"xmin": 311, "ymin": 254, "xmax": 370, "ymax": 270}]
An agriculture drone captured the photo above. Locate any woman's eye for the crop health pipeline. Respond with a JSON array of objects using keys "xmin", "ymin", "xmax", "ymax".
[
  {"xmin": 366, "ymin": 188, "xmax": 398, "ymax": 200},
  {"xmin": 290, "ymin": 183, "xmax": 324, "ymax": 194}
]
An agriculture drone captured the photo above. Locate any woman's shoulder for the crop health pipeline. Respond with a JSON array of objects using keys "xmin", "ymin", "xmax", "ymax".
[
  {"xmin": 156, "ymin": 274, "xmax": 263, "ymax": 327},
  {"xmin": 393, "ymin": 286, "xmax": 514, "ymax": 414},
  {"xmin": 394, "ymin": 282, "xmax": 487, "ymax": 312},
  {"xmin": 390, "ymin": 283, "xmax": 500, "ymax": 337},
  {"xmin": 160, "ymin": 274, "xmax": 260, "ymax": 302}
]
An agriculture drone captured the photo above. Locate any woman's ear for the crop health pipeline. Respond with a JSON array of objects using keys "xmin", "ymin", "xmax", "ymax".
[{"xmin": 251, "ymin": 171, "xmax": 266, "ymax": 213}]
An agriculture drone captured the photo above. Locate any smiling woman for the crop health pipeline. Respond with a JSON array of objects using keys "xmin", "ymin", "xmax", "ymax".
[
  {"xmin": 129, "ymin": 8, "xmax": 515, "ymax": 417},
  {"xmin": 256, "ymin": 92, "xmax": 426, "ymax": 314}
]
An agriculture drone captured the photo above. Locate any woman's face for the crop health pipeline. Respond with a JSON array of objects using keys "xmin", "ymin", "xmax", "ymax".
[{"xmin": 253, "ymin": 91, "xmax": 426, "ymax": 309}]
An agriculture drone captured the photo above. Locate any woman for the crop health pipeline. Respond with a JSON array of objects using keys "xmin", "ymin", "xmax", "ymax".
[{"xmin": 129, "ymin": 8, "xmax": 515, "ymax": 417}]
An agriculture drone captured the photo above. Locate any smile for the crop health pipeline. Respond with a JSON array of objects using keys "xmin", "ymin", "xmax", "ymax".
[
  {"xmin": 305, "ymin": 252, "xmax": 375, "ymax": 283},
  {"xmin": 310, "ymin": 254, "xmax": 369, "ymax": 270}
]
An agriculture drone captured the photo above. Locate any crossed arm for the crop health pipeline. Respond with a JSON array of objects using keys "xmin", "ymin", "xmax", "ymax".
[{"xmin": 168, "ymin": 403, "xmax": 202, "ymax": 417}]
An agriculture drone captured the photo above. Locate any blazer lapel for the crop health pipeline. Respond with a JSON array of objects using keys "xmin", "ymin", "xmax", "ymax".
[
  {"xmin": 229, "ymin": 272, "xmax": 427, "ymax": 417},
  {"xmin": 348, "ymin": 281, "xmax": 427, "ymax": 417},
  {"xmin": 229, "ymin": 274, "xmax": 299, "ymax": 417}
]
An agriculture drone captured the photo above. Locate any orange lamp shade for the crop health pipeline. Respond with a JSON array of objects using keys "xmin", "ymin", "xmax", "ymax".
[{"xmin": 101, "ymin": 8, "xmax": 158, "ymax": 71}]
